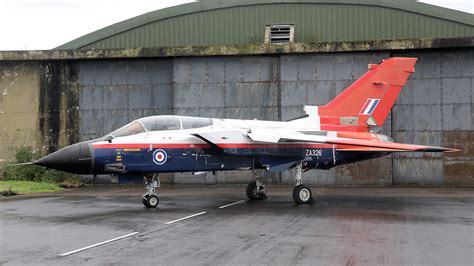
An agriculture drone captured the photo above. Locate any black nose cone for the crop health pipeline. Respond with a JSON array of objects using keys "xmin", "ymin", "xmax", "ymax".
[{"xmin": 35, "ymin": 142, "xmax": 93, "ymax": 174}]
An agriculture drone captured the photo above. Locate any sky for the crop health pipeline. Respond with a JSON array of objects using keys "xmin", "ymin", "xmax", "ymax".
[{"xmin": 0, "ymin": 0, "xmax": 472, "ymax": 51}]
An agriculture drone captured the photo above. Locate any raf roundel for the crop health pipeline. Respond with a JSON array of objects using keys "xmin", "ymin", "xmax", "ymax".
[{"xmin": 153, "ymin": 149, "xmax": 168, "ymax": 165}]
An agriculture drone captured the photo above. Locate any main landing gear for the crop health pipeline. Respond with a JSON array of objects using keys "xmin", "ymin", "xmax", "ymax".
[
  {"xmin": 289, "ymin": 162, "xmax": 312, "ymax": 204},
  {"xmin": 245, "ymin": 162, "xmax": 312, "ymax": 204},
  {"xmin": 143, "ymin": 174, "xmax": 160, "ymax": 208}
]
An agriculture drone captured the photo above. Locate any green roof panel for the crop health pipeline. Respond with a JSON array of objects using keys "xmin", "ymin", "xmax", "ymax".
[{"xmin": 57, "ymin": 0, "xmax": 474, "ymax": 49}]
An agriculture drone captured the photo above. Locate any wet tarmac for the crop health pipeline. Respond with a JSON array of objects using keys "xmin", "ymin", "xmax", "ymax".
[{"xmin": 0, "ymin": 186, "xmax": 473, "ymax": 265}]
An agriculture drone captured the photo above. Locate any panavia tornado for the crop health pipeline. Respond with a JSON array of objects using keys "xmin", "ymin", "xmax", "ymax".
[{"xmin": 33, "ymin": 57, "xmax": 458, "ymax": 208}]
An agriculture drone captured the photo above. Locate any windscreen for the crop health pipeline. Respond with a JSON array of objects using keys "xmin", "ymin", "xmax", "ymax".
[{"xmin": 109, "ymin": 121, "xmax": 145, "ymax": 137}]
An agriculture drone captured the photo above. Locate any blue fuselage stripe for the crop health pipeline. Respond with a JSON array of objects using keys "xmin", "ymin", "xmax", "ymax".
[{"xmin": 92, "ymin": 147, "xmax": 386, "ymax": 174}]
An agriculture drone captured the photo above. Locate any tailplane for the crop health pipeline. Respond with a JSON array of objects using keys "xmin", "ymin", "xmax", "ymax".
[{"xmin": 317, "ymin": 57, "xmax": 417, "ymax": 131}]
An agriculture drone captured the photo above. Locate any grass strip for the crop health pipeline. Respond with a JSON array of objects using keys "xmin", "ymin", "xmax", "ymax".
[{"xmin": 0, "ymin": 181, "xmax": 63, "ymax": 195}]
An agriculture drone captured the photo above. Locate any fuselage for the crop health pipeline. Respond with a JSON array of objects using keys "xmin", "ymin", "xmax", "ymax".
[{"xmin": 89, "ymin": 116, "xmax": 388, "ymax": 175}]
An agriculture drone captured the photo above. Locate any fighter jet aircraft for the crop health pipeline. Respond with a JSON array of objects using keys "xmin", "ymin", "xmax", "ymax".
[{"xmin": 33, "ymin": 57, "xmax": 458, "ymax": 208}]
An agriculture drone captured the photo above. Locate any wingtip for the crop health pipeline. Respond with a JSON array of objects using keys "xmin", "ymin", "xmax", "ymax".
[
  {"xmin": 422, "ymin": 147, "xmax": 462, "ymax": 153},
  {"xmin": 445, "ymin": 148, "xmax": 462, "ymax": 153}
]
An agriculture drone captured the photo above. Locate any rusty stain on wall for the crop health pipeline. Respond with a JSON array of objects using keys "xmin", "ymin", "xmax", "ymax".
[{"xmin": 443, "ymin": 131, "xmax": 474, "ymax": 185}]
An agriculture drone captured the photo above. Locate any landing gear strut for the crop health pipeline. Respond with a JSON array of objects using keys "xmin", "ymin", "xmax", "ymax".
[
  {"xmin": 143, "ymin": 174, "xmax": 160, "ymax": 208},
  {"xmin": 246, "ymin": 170, "xmax": 267, "ymax": 201},
  {"xmin": 289, "ymin": 162, "xmax": 312, "ymax": 204}
]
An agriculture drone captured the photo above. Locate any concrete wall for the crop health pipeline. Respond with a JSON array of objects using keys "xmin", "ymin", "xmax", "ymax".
[
  {"xmin": 0, "ymin": 48, "xmax": 472, "ymax": 185},
  {"xmin": 0, "ymin": 62, "xmax": 42, "ymax": 165},
  {"xmin": 0, "ymin": 62, "xmax": 80, "ymax": 168}
]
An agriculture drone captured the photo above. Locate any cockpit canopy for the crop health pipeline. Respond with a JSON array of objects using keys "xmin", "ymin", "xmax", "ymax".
[{"xmin": 109, "ymin": 115, "xmax": 213, "ymax": 138}]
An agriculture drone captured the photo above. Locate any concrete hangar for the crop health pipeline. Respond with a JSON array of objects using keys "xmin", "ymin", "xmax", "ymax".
[{"xmin": 0, "ymin": 0, "xmax": 472, "ymax": 185}]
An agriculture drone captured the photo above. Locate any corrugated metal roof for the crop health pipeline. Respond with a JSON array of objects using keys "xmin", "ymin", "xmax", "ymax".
[{"xmin": 57, "ymin": 0, "xmax": 474, "ymax": 49}]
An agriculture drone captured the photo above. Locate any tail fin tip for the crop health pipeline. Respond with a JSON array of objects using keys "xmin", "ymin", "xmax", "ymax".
[{"xmin": 318, "ymin": 57, "xmax": 418, "ymax": 130}]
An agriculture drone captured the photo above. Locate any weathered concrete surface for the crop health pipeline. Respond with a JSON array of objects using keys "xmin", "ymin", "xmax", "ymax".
[
  {"xmin": 0, "ymin": 62, "xmax": 42, "ymax": 170},
  {"xmin": 0, "ymin": 37, "xmax": 472, "ymax": 61},
  {"xmin": 0, "ymin": 186, "xmax": 473, "ymax": 265},
  {"xmin": 0, "ymin": 46, "xmax": 472, "ymax": 185},
  {"xmin": 0, "ymin": 62, "xmax": 80, "ymax": 173},
  {"xmin": 443, "ymin": 131, "xmax": 474, "ymax": 185},
  {"xmin": 38, "ymin": 62, "xmax": 80, "ymax": 153}
]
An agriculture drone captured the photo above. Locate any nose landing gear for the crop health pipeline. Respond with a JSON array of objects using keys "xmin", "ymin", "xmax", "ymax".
[
  {"xmin": 246, "ymin": 170, "xmax": 267, "ymax": 201},
  {"xmin": 143, "ymin": 174, "xmax": 160, "ymax": 208}
]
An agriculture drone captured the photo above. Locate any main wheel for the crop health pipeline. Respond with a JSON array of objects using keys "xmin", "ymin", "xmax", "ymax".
[
  {"xmin": 144, "ymin": 195, "xmax": 159, "ymax": 208},
  {"xmin": 246, "ymin": 181, "xmax": 266, "ymax": 200},
  {"xmin": 293, "ymin": 184, "xmax": 312, "ymax": 204}
]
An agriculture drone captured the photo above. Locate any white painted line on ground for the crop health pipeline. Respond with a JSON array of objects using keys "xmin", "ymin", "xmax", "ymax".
[
  {"xmin": 59, "ymin": 232, "xmax": 139, "ymax": 257},
  {"xmin": 165, "ymin": 211, "xmax": 207, "ymax": 225},
  {"xmin": 218, "ymin": 200, "xmax": 246, "ymax": 209}
]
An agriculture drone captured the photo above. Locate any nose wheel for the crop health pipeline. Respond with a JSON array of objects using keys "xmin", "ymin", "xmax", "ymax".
[
  {"xmin": 246, "ymin": 181, "xmax": 267, "ymax": 200},
  {"xmin": 143, "ymin": 174, "xmax": 160, "ymax": 208},
  {"xmin": 246, "ymin": 170, "xmax": 267, "ymax": 201}
]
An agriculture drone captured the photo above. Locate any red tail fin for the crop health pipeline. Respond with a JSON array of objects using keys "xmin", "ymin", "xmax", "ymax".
[{"xmin": 318, "ymin": 57, "xmax": 417, "ymax": 130}]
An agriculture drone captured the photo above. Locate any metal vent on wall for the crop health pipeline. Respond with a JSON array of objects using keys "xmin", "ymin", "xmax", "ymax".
[{"xmin": 264, "ymin": 24, "xmax": 295, "ymax": 44}]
